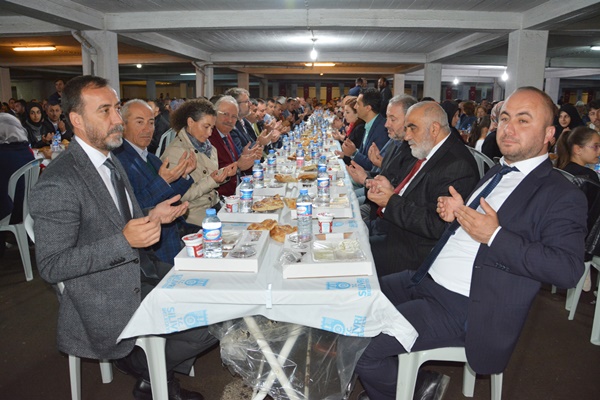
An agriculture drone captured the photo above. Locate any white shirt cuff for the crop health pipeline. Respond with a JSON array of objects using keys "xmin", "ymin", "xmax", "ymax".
[{"xmin": 488, "ymin": 226, "xmax": 502, "ymax": 246}]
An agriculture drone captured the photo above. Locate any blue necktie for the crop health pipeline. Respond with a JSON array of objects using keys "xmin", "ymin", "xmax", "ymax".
[{"xmin": 410, "ymin": 165, "xmax": 518, "ymax": 285}]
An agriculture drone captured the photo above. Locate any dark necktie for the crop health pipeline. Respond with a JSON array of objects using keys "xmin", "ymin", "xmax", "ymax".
[
  {"xmin": 410, "ymin": 165, "xmax": 518, "ymax": 285},
  {"xmin": 377, "ymin": 158, "xmax": 425, "ymax": 218},
  {"xmin": 104, "ymin": 158, "xmax": 132, "ymax": 222},
  {"xmin": 146, "ymin": 158, "xmax": 158, "ymax": 176},
  {"xmin": 223, "ymin": 134, "xmax": 238, "ymax": 160}
]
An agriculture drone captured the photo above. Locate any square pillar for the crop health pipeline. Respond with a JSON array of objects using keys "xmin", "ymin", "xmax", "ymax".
[
  {"xmin": 544, "ymin": 78, "xmax": 560, "ymax": 104},
  {"xmin": 393, "ymin": 74, "xmax": 405, "ymax": 96},
  {"xmin": 79, "ymin": 31, "xmax": 120, "ymax": 97},
  {"xmin": 0, "ymin": 67, "xmax": 12, "ymax": 102},
  {"xmin": 237, "ymin": 73, "xmax": 249, "ymax": 90},
  {"xmin": 506, "ymin": 30, "xmax": 549, "ymax": 95},
  {"xmin": 423, "ymin": 63, "xmax": 442, "ymax": 101},
  {"xmin": 204, "ymin": 66, "xmax": 214, "ymax": 98},
  {"xmin": 146, "ymin": 79, "xmax": 156, "ymax": 100}
]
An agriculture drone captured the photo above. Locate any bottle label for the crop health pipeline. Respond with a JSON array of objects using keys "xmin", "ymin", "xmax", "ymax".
[
  {"xmin": 296, "ymin": 202, "xmax": 312, "ymax": 217},
  {"xmin": 267, "ymin": 157, "xmax": 276, "ymax": 166},
  {"xmin": 296, "ymin": 157, "xmax": 305, "ymax": 168},
  {"xmin": 252, "ymin": 170, "xmax": 264, "ymax": 180},
  {"xmin": 203, "ymin": 227, "xmax": 222, "ymax": 242},
  {"xmin": 317, "ymin": 177, "xmax": 330, "ymax": 189},
  {"xmin": 240, "ymin": 189, "xmax": 253, "ymax": 200}
]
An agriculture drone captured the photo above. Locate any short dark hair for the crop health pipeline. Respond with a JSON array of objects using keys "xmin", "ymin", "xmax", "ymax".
[
  {"xmin": 359, "ymin": 88, "xmax": 382, "ymax": 113},
  {"xmin": 54, "ymin": 78, "xmax": 65, "ymax": 84},
  {"xmin": 355, "ymin": 78, "xmax": 364, "ymax": 85},
  {"xmin": 588, "ymin": 100, "xmax": 600, "ymax": 111},
  {"xmin": 170, "ymin": 99, "xmax": 216, "ymax": 132},
  {"xmin": 48, "ymin": 98, "xmax": 61, "ymax": 107},
  {"xmin": 62, "ymin": 75, "xmax": 110, "ymax": 130}
]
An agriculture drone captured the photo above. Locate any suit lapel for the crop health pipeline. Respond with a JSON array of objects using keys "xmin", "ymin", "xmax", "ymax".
[
  {"xmin": 70, "ymin": 140, "xmax": 127, "ymax": 229},
  {"xmin": 401, "ymin": 135, "xmax": 453, "ymax": 196}
]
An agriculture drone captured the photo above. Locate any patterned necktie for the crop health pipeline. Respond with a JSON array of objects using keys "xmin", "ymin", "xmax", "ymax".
[
  {"xmin": 377, "ymin": 158, "xmax": 425, "ymax": 218},
  {"xmin": 223, "ymin": 134, "xmax": 238, "ymax": 160},
  {"xmin": 410, "ymin": 165, "xmax": 518, "ymax": 285},
  {"xmin": 103, "ymin": 158, "xmax": 132, "ymax": 222}
]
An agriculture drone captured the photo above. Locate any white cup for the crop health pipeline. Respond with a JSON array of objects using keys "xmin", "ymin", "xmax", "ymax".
[{"xmin": 317, "ymin": 213, "xmax": 334, "ymax": 234}]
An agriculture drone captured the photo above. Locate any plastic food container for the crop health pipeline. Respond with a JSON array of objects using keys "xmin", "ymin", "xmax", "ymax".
[
  {"xmin": 225, "ymin": 196, "xmax": 240, "ymax": 213},
  {"xmin": 182, "ymin": 233, "xmax": 203, "ymax": 257}
]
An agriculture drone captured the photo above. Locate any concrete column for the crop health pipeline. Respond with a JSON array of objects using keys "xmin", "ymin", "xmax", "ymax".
[
  {"xmin": 79, "ymin": 31, "xmax": 120, "ymax": 97},
  {"xmin": 204, "ymin": 66, "xmax": 214, "ymax": 98},
  {"xmin": 393, "ymin": 74, "xmax": 405, "ymax": 96},
  {"xmin": 0, "ymin": 67, "xmax": 11, "ymax": 102},
  {"xmin": 146, "ymin": 79, "xmax": 156, "ymax": 100},
  {"xmin": 272, "ymin": 82, "xmax": 280, "ymax": 98},
  {"xmin": 339, "ymin": 83, "xmax": 345, "ymax": 96},
  {"xmin": 493, "ymin": 80, "xmax": 504, "ymax": 101},
  {"xmin": 259, "ymin": 79, "xmax": 268, "ymax": 98},
  {"xmin": 195, "ymin": 68, "xmax": 204, "ymax": 99},
  {"xmin": 544, "ymin": 77, "xmax": 561, "ymax": 104},
  {"xmin": 290, "ymin": 84, "xmax": 298, "ymax": 98},
  {"xmin": 237, "ymin": 72, "xmax": 250, "ymax": 90},
  {"xmin": 315, "ymin": 82, "xmax": 321, "ymax": 102},
  {"xmin": 423, "ymin": 63, "xmax": 442, "ymax": 101},
  {"xmin": 506, "ymin": 30, "xmax": 549, "ymax": 96},
  {"xmin": 179, "ymin": 82, "xmax": 187, "ymax": 99}
]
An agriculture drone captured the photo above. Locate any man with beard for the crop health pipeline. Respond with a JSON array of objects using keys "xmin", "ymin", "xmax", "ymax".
[
  {"xmin": 367, "ymin": 101, "xmax": 479, "ymax": 277},
  {"xmin": 30, "ymin": 76, "xmax": 216, "ymax": 400}
]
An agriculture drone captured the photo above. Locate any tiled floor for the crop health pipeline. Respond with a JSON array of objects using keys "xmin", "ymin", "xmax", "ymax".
[{"xmin": 1, "ymin": 244, "xmax": 599, "ymax": 399}]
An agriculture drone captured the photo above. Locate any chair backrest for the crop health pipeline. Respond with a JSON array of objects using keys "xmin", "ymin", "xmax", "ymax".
[
  {"xmin": 24, "ymin": 213, "xmax": 35, "ymax": 242},
  {"xmin": 467, "ymin": 146, "xmax": 496, "ymax": 178},
  {"xmin": 0, "ymin": 159, "xmax": 41, "ymax": 226},
  {"xmin": 554, "ymin": 167, "xmax": 576, "ymax": 183},
  {"xmin": 155, "ymin": 128, "xmax": 177, "ymax": 157}
]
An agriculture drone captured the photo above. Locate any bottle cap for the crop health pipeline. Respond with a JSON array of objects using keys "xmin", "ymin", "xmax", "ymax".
[
  {"xmin": 243, "ymin": 176, "xmax": 251, "ymax": 182},
  {"xmin": 269, "ymin": 149, "xmax": 274, "ymax": 154},
  {"xmin": 254, "ymin": 159, "xmax": 260, "ymax": 164},
  {"xmin": 300, "ymin": 189, "xmax": 308, "ymax": 195},
  {"xmin": 206, "ymin": 208, "xmax": 216, "ymax": 215}
]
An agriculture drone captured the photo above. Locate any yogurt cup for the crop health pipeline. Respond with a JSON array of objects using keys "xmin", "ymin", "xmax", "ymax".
[
  {"xmin": 225, "ymin": 195, "xmax": 240, "ymax": 213},
  {"xmin": 182, "ymin": 233, "xmax": 203, "ymax": 257},
  {"xmin": 317, "ymin": 212, "xmax": 334, "ymax": 234}
]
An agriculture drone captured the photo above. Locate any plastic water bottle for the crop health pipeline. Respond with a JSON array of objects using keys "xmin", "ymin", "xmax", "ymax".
[
  {"xmin": 282, "ymin": 136, "xmax": 290, "ymax": 156},
  {"xmin": 316, "ymin": 166, "xmax": 330, "ymax": 206},
  {"xmin": 240, "ymin": 177, "xmax": 253, "ymax": 213},
  {"xmin": 594, "ymin": 163, "xmax": 600, "ymax": 177},
  {"xmin": 296, "ymin": 189, "xmax": 313, "ymax": 242},
  {"xmin": 252, "ymin": 160, "xmax": 264, "ymax": 188},
  {"xmin": 296, "ymin": 144, "xmax": 305, "ymax": 168},
  {"xmin": 318, "ymin": 155, "xmax": 327, "ymax": 171},
  {"xmin": 51, "ymin": 129, "xmax": 62, "ymax": 158},
  {"xmin": 202, "ymin": 208, "xmax": 222, "ymax": 258},
  {"xmin": 310, "ymin": 140, "xmax": 319, "ymax": 162},
  {"xmin": 267, "ymin": 149, "xmax": 277, "ymax": 175}
]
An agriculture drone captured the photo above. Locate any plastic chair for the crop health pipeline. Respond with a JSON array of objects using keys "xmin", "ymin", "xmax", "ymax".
[
  {"xmin": 0, "ymin": 158, "xmax": 41, "ymax": 281},
  {"xmin": 155, "ymin": 128, "xmax": 177, "ymax": 157},
  {"xmin": 565, "ymin": 257, "xmax": 600, "ymax": 320},
  {"xmin": 396, "ymin": 347, "xmax": 503, "ymax": 400},
  {"xmin": 467, "ymin": 147, "xmax": 496, "ymax": 179}
]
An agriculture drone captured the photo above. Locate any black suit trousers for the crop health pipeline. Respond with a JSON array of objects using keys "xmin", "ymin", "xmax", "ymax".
[{"xmin": 355, "ymin": 271, "xmax": 468, "ymax": 400}]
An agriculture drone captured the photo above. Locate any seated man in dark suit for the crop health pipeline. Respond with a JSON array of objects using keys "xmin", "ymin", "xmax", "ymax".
[
  {"xmin": 31, "ymin": 76, "xmax": 216, "ymax": 400},
  {"xmin": 337, "ymin": 88, "xmax": 389, "ymax": 171},
  {"xmin": 114, "ymin": 99, "xmax": 198, "ymax": 264},
  {"xmin": 367, "ymin": 101, "xmax": 480, "ymax": 277},
  {"xmin": 43, "ymin": 99, "xmax": 73, "ymax": 141},
  {"xmin": 355, "ymin": 87, "xmax": 588, "ymax": 400}
]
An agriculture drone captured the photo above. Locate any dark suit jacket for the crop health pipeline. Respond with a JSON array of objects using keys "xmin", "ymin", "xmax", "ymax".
[
  {"xmin": 30, "ymin": 139, "xmax": 170, "ymax": 359},
  {"xmin": 352, "ymin": 114, "xmax": 389, "ymax": 171},
  {"xmin": 230, "ymin": 119, "xmax": 257, "ymax": 152},
  {"xmin": 372, "ymin": 134, "xmax": 479, "ymax": 274},
  {"xmin": 113, "ymin": 140, "xmax": 194, "ymax": 264},
  {"xmin": 210, "ymin": 127, "xmax": 239, "ymax": 196},
  {"xmin": 465, "ymin": 160, "xmax": 586, "ymax": 374}
]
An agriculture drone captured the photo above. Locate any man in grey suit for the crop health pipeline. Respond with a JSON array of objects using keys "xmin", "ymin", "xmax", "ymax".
[{"xmin": 30, "ymin": 76, "xmax": 215, "ymax": 400}]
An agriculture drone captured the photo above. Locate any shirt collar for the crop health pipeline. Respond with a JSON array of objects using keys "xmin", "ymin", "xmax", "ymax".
[
  {"xmin": 125, "ymin": 139, "xmax": 148, "ymax": 161},
  {"xmin": 500, "ymin": 153, "xmax": 548, "ymax": 177},
  {"xmin": 364, "ymin": 114, "xmax": 378, "ymax": 133},
  {"xmin": 74, "ymin": 135, "xmax": 110, "ymax": 168}
]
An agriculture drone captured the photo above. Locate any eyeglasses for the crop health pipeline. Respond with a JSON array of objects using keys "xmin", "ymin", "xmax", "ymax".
[
  {"xmin": 237, "ymin": 100, "xmax": 250, "ymax": 105},
  {"xmin": 217, "ymin": 111, "xmax": 237, "ymax": 119},
  {"xmin": 585, "ymin": 144, "xmax": 600, "ymax": 150}
]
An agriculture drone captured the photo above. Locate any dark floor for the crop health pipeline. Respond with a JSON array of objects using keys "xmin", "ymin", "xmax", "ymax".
[{"xmin": 1, "ymin": 243, "xmax": 600, "ymax": 400}]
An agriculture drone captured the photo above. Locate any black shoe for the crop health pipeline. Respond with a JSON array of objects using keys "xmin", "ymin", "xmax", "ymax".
[
  {"xmin": 113, "ymin": 357, "xmax": 144, "ymax": 380},
  {"xmin": 413, "ymin": 370, "xmax": 450, "ymax": 400},
  {"xmin": 133, "ymin": 377, "xmax": 204, "ymax": 400},
  {"xmin": 356, "ymin": 390, "xmax": 370, "ymax": 400}
]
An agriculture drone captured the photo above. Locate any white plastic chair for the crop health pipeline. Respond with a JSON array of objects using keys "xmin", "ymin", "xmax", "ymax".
[
  {"xmin": 565, "ymin": 257, "xmax": 600, "ymax": 320},
  {"xmin": 396, "ymin": 347, "xmax": 503, "ymax": 400},
  {"xmin": 155, "ymin": 128, "xmax": 177, "ymax": 157},
  {"xmin": 0, "ymin": 158, "xmax": 41, "ymax": 281},
  {"xmin": 466, "ymin": 146, "xmax": 496, "ymax": 179}
]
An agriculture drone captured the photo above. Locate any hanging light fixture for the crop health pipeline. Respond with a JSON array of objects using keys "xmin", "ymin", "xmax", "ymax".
[
  {"xmin": 501, "ymin": 69, "xmax": 509, "ymax": 81},
  {"xmin": 453, "ymin": 77, "xmax": 459, "ymax": 85},
  {"xmin": 310, "ymin": 37, "xmax": 318, "ymax": 61}
]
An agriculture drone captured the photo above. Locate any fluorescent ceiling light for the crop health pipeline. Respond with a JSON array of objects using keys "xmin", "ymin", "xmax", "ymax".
[
  {"xmin": 136, "ymin": 64, "xmax": 142, "ymax": 68},
  {"xmin": 180, "ymin": 73, "xmax": 196, "ymax": 76},
  {"xmin": 13, "ymin": 46, "xmax": 56, "ymax": 52},
  {"xmin": 591, "ymin": 46, "xmax": 600, "ymax": 51},
  {"xmin": 305, "ymin": 63, "xmax": 336, "ymax": 67}
]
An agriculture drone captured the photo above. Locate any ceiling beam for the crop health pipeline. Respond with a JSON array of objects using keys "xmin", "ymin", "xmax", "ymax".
[
  {"xmin": 119, "ymin": 33, "xmax": 211, "ymax": 61},
  {"xmin": 545, "ymin": 68, "xmax": 600, "ymax": 78},
  {"xmin": 547, "ymin": 57, "xmax": 600, "ymax": 68},
  {"xmin": 0, "ymin": 16, "xmax": 69, "ymax": 35},
  {"xmin": 104, "ymin": 9, "xmax": 522, "ymax": 32},
  {"xmin": 522, "ymin": 0, "xmax": 600, "ymax": 29},
  {"xmin": 426, "ymin": 33, "xmax": 506, "ymax": 63},
  {"xmin": 0, "ymin": 0, "xmax": 104, "ymax": 30},
  {"xmin": 210, "ymin": 52, "xmax": 426, "ymax": 64}
]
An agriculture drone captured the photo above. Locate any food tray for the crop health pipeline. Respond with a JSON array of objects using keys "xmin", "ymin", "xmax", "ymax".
[
  {"xmin": 217, "ymin": 197, "xmax": 283, "ymax": 223},
  {"xmin": 281, "ymin": 232, "xmax": 373, "ymax": 279},
  {"xmin": 289, "ymin": 194, "xmax": 353, "ymax": 219},
  {"xmin": 174, "ymin": 230, "xmax": 269, "ymax": 273}
]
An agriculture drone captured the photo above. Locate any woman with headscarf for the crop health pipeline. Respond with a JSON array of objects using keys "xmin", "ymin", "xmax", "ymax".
[
  {"xmin": 440, "ymin": 100, "xmax": 463, "ymax": 142},
  {"xmin": 23, "ymin": 102, "xmax": 53, "ymax": 148},
  {"xmin": 554, "ymin": 103, "xmax": 585, "ymax": 143},
  {"xmin": 0, "ymin": 113, "xmax": 35, "ymax": 255},
  {"xmin": 161, "ymin": 99, "xmax": 236, "ymax": 225},
  {"xmin": 481, "ymin": 101, "xmax": 504, "ymax": 160}
]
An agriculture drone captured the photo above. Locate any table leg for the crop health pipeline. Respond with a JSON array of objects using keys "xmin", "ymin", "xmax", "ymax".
[
  {"xmin": 243, "ymin": 317, "xmax": 303, "ymax": 400},
  {"xmin": 135, "ymin": 336, "xmax": 169, "ymax": 400}
]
